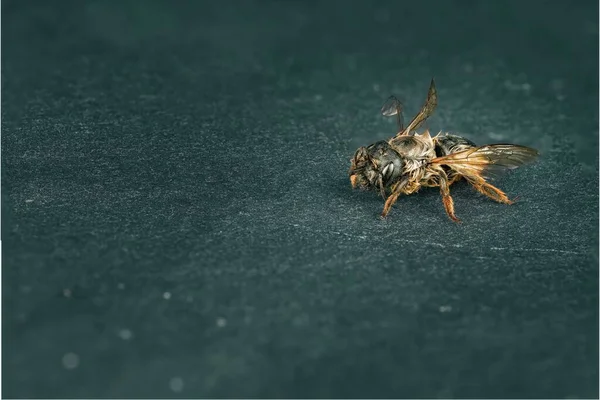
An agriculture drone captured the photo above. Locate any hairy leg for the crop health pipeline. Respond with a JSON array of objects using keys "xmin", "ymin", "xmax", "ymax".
[
  {"xmin": 467, "ymin": 178, "xmax": 515, "ymax": 204},
  {"xmin": 380, "ymin": 180, "xmax": 409, "ymax": 219},
  {"xmin": 381, "ymin": 191, "xmax": 400, "ymax": 219},
  {"xmin": 439, "ymin": 172, "xmax": 461, "ymax": 223}
]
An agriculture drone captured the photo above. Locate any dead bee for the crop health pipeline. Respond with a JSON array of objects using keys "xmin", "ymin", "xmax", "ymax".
[{"xmin": 348, "ymin": 78, "xmax": 539, "ymax": 222}]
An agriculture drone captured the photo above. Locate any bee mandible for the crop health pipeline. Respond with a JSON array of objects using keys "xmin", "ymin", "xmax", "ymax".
[{"xmin": 348, "ymin": 79, "xmax": 539, "ymax": 222}]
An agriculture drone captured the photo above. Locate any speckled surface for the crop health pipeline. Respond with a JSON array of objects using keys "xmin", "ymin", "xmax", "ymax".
[{"xmin": 3, "ymin": 0, "xmax": 599, "ymax": 398}]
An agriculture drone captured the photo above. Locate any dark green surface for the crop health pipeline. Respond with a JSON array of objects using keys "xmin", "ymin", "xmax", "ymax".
[{"xmin": 3, "ymin": 0, "xmax": 599, "ymax": 398}]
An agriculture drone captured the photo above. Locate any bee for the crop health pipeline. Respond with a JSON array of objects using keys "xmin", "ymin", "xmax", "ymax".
[{"xmin": 348, "ymin": 78, "xmax": 539, "ymax": 222}]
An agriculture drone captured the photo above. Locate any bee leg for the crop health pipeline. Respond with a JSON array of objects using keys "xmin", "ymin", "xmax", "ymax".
[
  {"xmin": 442, "ymin": 195, "xmax": 460, "ymax": 223},
  {"xmin": 448, "ymin": 173, "xmax": 462, "ymax": 186},
  {"xmin": 468, "ymin": 179, "xmax": 515, "ymax": 204},
  {"xmin": 381, "ymin": 191, "xmax": 400, "ymax": 219},
  {"xmin": 380, "ymin": 179, "xmax": 409, "ymax": 219},
  {"xmin": 440, "ymin": 175, "xmax": 461, "ymax": 223},
  {"xmin": 377, "ymin": 174, "xmax": 386, "ymax": 199}
]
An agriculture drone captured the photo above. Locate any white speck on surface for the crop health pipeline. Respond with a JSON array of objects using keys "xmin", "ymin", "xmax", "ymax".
[
  {"xmin": 216, "ymin": 317, "xmax": 227, "ymax": 327},
  {"xmin": 463, "ymin": 63, "xmax": 474, "ymax": 73},
  {"xmin": 118, "ymin": 329, "xmax": 133, "ymax": 340},
  {"xmin": 314, "ymin": 94, "xmax": 323, "ymax": 101},
  {"xmin": 372, "ymin": 83, "xmax": 380, "ymax": 92},
  {"xmin": 117, "ymin": 282, "xmax": 125, "ymax": 290},
  {"xmin": 62, "ymin": 352, "xmax": 80, "ymax": 369},
  {"xmin": 169, "ymin": 377, "xmax": 184, "ymax": 393},
  {"xmin": 63, "ymin": 289, "xmax": 72, "ymax": 298},
  {"xmin": 163, "ymin": 292, "xmax": 171, "ymax": 300},
  {"xmin": 439, "ymin": 305, "xmax": 452, "ymax": 313},
  {"xmin": 556, "ymin": 95, "xmax": 566, "ymax": 102},
  {"xmin": 504, "ymin": 80, "xmax": 532, "ymax": 92},
  {"xmin": 185, "ymin": 295, "xmax": 194, "ymax": 303},
  {"xmin": 25, "ymin": 199, "xmax": 34, "ymax": 203}
]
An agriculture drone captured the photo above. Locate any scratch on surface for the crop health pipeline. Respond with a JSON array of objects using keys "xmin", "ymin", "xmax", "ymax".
[
  {"xmin": 289, "ymin": 223, "xmax": 451, "ymax": 248},
  {"xmin": 490, "ymin": 246, "xmax": 582, "ymax": 255},
  {"xmin": 288, "ymin": 224, "xmax": 583, "ymax": 256},
  {"xmin": 290, "ymin": 223, "xmax": 368, "ymax": 240}
]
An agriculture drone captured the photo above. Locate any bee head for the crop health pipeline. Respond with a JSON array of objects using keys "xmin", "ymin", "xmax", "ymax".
[{"xmin": 349, "ymin": 140, "xmax": 403, "ymax": 192}]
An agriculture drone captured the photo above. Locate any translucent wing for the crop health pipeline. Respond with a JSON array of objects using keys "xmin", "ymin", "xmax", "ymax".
[
  {"xmin": 393, "ymin": 78, "xmax": 438, "ymax": 138},
  {"xmin": 430, "ymin": 144, "xmax": 540, "ymax": 181},
  {"xmin": 381, "ymin": 95, "xmax": 405, "ymax": 131}
]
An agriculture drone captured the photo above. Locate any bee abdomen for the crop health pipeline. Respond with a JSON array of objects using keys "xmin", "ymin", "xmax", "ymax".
[{"xmin": 434, "ymin": 133, "xmax": 476, "ymax": 157}]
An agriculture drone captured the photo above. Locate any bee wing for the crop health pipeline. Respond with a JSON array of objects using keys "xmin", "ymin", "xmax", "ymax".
[
  {"xmin": 381, "ymin": 95, "xmax": 405, "ymax": 131},
  {"xmin": 430, "ymin": 144, "xmax": 540, "ymax": 181},
  {"xmin": 392, "ymin": 78, "xmax": 438, "ymax": 138},
  {"xmin": 381, "ymin": 95, "xmax": 403, "ymax": 116}
]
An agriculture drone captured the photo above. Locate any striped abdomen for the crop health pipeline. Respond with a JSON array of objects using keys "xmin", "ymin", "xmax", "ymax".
[
  {"xmin": 433, "ymin": 133, "xmax": 477, "ymax": 182},
  {"xmin": 433, "ymin": 133, "xmax": 476, "ymax": 157}
]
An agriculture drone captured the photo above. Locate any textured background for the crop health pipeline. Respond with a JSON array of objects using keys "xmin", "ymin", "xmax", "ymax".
[{"xmin": 2, "ymin": 0, "xmax": 599, "ymax": 398}]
